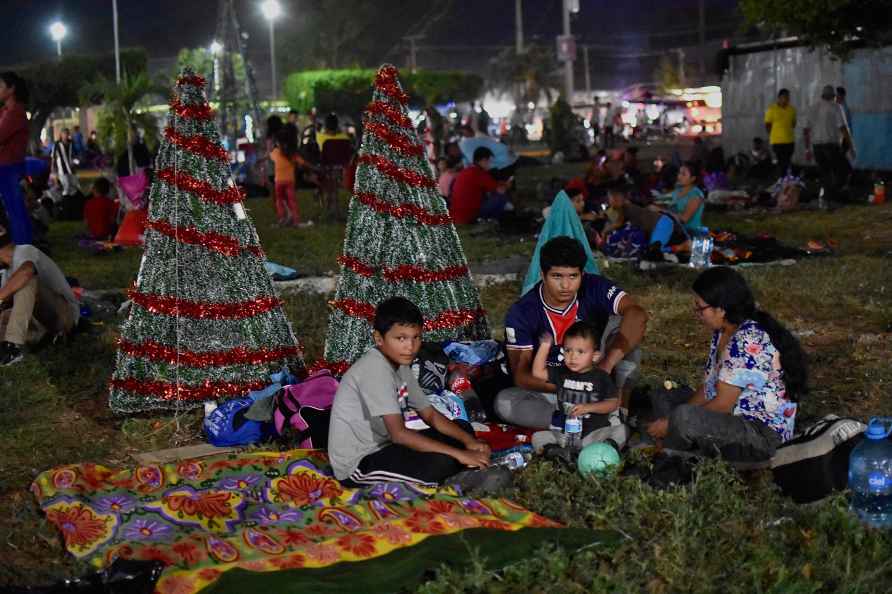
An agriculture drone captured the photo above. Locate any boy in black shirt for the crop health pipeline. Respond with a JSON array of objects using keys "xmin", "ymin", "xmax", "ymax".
[{"xmin": 530, "ymin": 321, "xmax": 628, "ymax": 453}]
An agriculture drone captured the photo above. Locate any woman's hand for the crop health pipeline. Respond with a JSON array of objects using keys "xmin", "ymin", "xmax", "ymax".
[{"xmin": 647, "ymin": 418, "xmax": 669, "ymax": 439}]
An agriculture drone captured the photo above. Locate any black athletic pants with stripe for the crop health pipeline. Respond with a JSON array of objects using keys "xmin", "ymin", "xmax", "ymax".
[{"xmin": 342, "ymin": 420, "xmax": 475, "ymax": 487}]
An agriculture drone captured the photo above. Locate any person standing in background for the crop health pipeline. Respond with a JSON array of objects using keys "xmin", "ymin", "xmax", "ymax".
[
  {"xmin": 763, "ymin": 89, "xmax": 796, "ymax": 178},
  {"xmin": 0, "ymin": 71, "xmax": 33, "ymax": 245}
]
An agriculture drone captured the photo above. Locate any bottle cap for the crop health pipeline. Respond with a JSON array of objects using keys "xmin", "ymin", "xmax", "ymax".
[{"xmin": 866, "ymin": 418, "xmax": 892, "ymax": 440}]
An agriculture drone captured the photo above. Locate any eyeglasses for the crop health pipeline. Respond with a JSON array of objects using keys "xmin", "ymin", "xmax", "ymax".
[{"xmin": 692, "ymin": 302, "xmax": 712, "ymax": 314}]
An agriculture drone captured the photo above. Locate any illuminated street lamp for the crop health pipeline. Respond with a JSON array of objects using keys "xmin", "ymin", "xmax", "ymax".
[
  {"xmin": 49, "ymin": 21, "xmax": 67, "ymax": 57},
  {"xmin": 260, "ymin": 0, "xmax": 282, "ymax": 101}
]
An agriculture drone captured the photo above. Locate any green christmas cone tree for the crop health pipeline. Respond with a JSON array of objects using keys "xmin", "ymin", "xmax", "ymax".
[
  {"xmin": 320, "ymin": 64, "xmax": 489, "ymax": 373},
  {"xmin": 109, "ymin": 68, "xmax": 302, "ymax": 414}
]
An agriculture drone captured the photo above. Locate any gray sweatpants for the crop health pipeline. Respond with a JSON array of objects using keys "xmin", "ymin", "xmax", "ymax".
[
  {"xmin": 652, "ymin": 389, "xmax": 782, "ymax": 462},
  {"xmin": 495, "ymin": 315, "xmax": 640, "ymax": 429}
]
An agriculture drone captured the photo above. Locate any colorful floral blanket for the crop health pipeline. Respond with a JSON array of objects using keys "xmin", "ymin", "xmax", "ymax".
[{"xmin": 32, "ymin": 449, "xmax": 562, "ymax": 594}]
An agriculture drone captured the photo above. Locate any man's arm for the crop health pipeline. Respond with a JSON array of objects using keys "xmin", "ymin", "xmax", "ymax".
[
  {"xmin": 381, "ymin": 413, "xmax": 489, "ymax": 468},
  {"xmin": 0, "ymin": 261, "xmax": 35, "ymax": 302},
  {"xmin": 507, "ymin": 348, "xmax": 556, "ymax": 393},
  {"xmin": 598, "ymin": 294, "xmax": 648, "ymax": 374},
  {"xmin": 530, "ymin": 337, "xmax": 552, "ymax": 382}
]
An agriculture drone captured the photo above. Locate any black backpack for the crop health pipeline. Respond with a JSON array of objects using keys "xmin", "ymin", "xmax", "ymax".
[{"xmin": 770, "ymin": 415, "xmax": 866, "ymax": 503}]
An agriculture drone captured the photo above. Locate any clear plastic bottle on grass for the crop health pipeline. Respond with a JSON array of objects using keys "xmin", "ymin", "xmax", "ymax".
[
  {"xmin": 689, "ymin": 227, "xmax": 713, "ymax": 269},
  {"xmin": 849, "ymin": 417, "xmax": 892, "ymax": 529}
]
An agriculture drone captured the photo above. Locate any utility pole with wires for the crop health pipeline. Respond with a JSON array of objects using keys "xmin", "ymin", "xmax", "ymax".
[
  {"xmin": 698, "ymin": 0, "xmax": 706, "ymax": 83},
  {"xmin": 404, "ymin": 34, "xmax": 425, "ymax": 73}
]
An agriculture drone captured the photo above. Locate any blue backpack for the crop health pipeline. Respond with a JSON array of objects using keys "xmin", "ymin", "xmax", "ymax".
[{"xmin": 204, "ymin": 397, "xmax": 272, "ymax": 447}]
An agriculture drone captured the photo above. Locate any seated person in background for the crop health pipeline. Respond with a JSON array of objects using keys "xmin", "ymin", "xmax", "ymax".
[
  {"xmin": 530, "ymin": 321, "xmax": 627, "ymax": 453},
  {"xmin": 449, "ymin": 147, "xmax": 510, "ymax": 224},
  {"xmin": 496, "ymin": 237, "xmax": 648, "ymax": 426},
  {"xmin": 0, "ymin": 225, "xmax": 80, "ymax": 366},
  {"xmin": 315, "ymin": 113, "xmax": 350, "ymax": 150},
  {"xmin": 457, "ymin": 125, "xmax": 518, "ymax": 181},
  {"xmin": 328, "ymin": 297, "xmax": 509, "ymax": 491},
  {"xmin": 604, "ymin": 184, "xmax": 687, "ymax": 255},
  {"xmin": 83, "ymin": 177, "xmax": 118, "ymax": 240},
  {"xmin": 748, "ymin": 137, "xmax": 774, "ymax": 179},
  {"xmin": 436, "ymin": 155, "xmax": 462, "ymax": 204},
  {"xmin": 542, "ymin": 183, "xmax": 596, "ymax": 222},
  {"xmin": 666, "ymin": 161, "xmax": 705, "ymax": 233},
  {"xmin": 647, "ymin": 267, "xmax": 805, "ymax": 461}
]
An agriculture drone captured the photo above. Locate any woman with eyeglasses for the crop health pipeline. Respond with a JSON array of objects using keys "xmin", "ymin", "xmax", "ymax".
[{"xmin": 647, "ymin": 266, "xmax": 807, "ymax": 461}]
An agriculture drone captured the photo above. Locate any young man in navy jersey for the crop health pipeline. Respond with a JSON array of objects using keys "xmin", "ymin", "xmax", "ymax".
[{"xmin": 495, "ymin": 236, "xmax": 648, "ymax": 431}]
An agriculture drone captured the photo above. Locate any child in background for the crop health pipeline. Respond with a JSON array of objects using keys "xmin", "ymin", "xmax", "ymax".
[
  {"xmin": 327, "ymin": 297, "xmax": 511, "ymax": 492},
  {"xmin": 530, "ymin": 320, "xmax": 627, "ymax": 454},
  {"xmin": 436, "ymin": 155, "xmax": 462, "ymax": 204},
  {"xmin": 83, "ymin": 177, "xmax": 118, "ymax": 240},
  {"xmin": 270, "ymin": 129, "xmax": 311, "ymax": 227}
]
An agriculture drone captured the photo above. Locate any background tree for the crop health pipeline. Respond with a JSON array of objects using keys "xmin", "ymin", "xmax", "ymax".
[
  {"xmin": 740, "ymin": 0, "xmax": 892, "ymax": 59},
  {"xmin": 277, "ymin": 0, "xmax": 447, "ymax": 71},
  {"xmin": 488, "ymin": 44, "xmax": 561, "ymax": 108},
  {"xmin": 654, "ymin": 55, "xmax": 682, "ymax": 92},
  {"xmin": 14, "ymin": 49, "xmax": 146, "ymax": 147},
  {"xmin": 80, "ymin": 72, "xmax": 166, "ymax": 174},
  {"xmin": 173, "ymin": 47, "xmax": 246, "ymax": 94}
]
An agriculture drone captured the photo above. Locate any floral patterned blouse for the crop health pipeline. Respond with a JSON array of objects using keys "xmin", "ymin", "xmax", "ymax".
[{"xmin": 704, "ymin": 319, "xmax": 797, "ymax": 441}]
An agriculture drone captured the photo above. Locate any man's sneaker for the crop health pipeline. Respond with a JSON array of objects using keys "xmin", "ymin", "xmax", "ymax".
[
  {"xmin": 448, "ymin": 466, "xmax": 513, "ymax": 495},
  {"xmin": 0, "ymin": 342, "xmax": 24, "ymax": 366}
]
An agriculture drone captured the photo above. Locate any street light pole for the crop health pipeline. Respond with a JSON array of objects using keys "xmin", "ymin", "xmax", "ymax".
[
  {"xmin": 113, "ymin": 0, "xmax": 121, "ymax": 82},
  {"xmin": 260, "ymin": 0, "xmax": 282, "ymax": 102},
  {"xmin": 49, "ymin": 21, "xmax": 67, "ymax": 58},
  {"xmin": 561, "ymin": 0, "xmax": 574, "ymax": 101},
  {"xmin": 515, "ymin": 0, "xmax": 524, "ymax": 55},
  {"xmin": 269, "ymin": 18, "xmax": 277, "ymax": 101}
]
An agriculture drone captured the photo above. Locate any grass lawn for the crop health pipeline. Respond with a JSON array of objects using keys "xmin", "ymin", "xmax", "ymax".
[{"xmin": 1, "ymin": 164, "xmax": 892, "ymax": 590}]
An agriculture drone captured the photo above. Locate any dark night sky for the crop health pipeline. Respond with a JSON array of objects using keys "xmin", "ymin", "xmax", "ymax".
[{"xmin": 0, "ymin": 1, "xmax": 743, "ymax": 87}]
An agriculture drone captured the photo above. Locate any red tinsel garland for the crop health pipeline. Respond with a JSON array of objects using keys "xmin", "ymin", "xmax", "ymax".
[
  {"xmin": 365, "ymin": 101, "xmax": 413, "ymax": 129},
  {"xmin": 363, "ymin": 121, "xmax": 423, "ymax": 157},
  {"xmin": 170, "ymin": 97, "xmax": 214, "ymax": 121},
  {"xmin": 425, "ymin": 308, "xmax": 487, "ymax": 331},
  {"xmin": 157, "ymin": 168, "xmax": 245, "ymax": 205},
  {"xmin": 383, "ymin": 263, "xmax": 469, "ymax": 283},
  {"xmin": 164, "ymin": 127, "xmax": 229, "ymax": 162},
  {"xmin": 177, "ymin": 73, "xmax": 207, "ymax": 88},
  {"xmin": 130, "ymin": 290, "xmax": 283, "ymax": 320},
  {"xmin": 109, "ymin": 377, "xmax": 268, "ymax": 401},
  {"xmin": 374, "ymin": 65, "xmax": 410, "ymax": 105},
  {"xmin": 119, "ymin": 339, "xmax": 301, "ymax": 368},
  {"xmin": 358, "ymin": 154, "xmax": 436, "ymax": 189},
  {"xmin": 145, "ymin": 219, "xmax": 264, "ymax": 258},
  {"xmin": 338, "ymin": 255, "xmax": 469, "ymax": 283},
  {"xmin": 330, "ymin": 298, "xmax": 485, "ymax": 331},
  {"xmin": 306, "ymin": 359, "xmax": 351, "ymax": 378},
  {"xmin": 354, "ymin": 192, "xmax": 451, "ymax": 225},
  {"xmin": 337, "ymin": 255, "xmax": 376, "ymax": 277}
]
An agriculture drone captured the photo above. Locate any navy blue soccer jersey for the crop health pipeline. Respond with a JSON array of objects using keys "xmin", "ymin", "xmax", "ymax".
[{"xmin": 504, "ymin": 274, "xmax": 626, "ymax": 366}]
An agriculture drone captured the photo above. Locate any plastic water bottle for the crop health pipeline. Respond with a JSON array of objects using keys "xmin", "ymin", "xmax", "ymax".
[
  {"xmin": 849, "ymin": 417, "xmax": 892, "ymax": 529},
  {"xmin": 817, "ymin": 186, "xmax": 827, "ymax": 210},
  {"xmin": 689, "ymin": 227, "xmax": 713, "ymax": 269},
  {"xmin": 564, "ymin": 415, "xmax": 583, "ymax": 451},
  {"xmin": 499, "ymin": 451, "xmax": 528, "ymax": 471}
]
